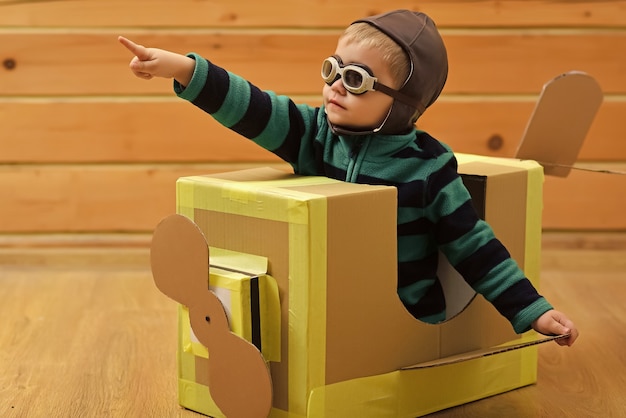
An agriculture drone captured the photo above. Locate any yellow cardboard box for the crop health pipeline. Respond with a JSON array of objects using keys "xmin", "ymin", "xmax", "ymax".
[{"xmin": 159, "ymin": 154, "xmax": 549, "ymax": 417}]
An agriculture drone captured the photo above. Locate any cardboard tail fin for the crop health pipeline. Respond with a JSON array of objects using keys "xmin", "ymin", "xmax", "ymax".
[{"xmin": 515, "ymin": 71, "xmax": 603, "ymax": 177}]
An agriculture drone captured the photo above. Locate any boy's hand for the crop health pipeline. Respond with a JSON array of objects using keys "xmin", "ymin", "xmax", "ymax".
[
  {"xmin": 118, "ymin": 36, "xmax": 195, "ymax": 86},
  {"xmin": 532, "ymin": 309, "xmax": 579, "ymax": 346}
]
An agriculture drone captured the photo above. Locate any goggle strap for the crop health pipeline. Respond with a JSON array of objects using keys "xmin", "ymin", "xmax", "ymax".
[{"xmin": 373, "ymin": 81, "xmax": 425, "ymax": 113}]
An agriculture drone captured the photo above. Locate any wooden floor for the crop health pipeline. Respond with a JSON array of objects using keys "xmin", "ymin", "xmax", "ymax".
[{"xmin": 1, "ymin": 233, "xmax": 625, "ymax": 418}]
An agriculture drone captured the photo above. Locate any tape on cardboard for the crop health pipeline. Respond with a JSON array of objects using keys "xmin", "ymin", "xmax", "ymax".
[
  {"xmin": 306, "ymin": 333, "xmax": 545, "ymax": 418},
  {"xmin": 177, "ymin": 174, "xmax": 338, "ymax": 225}
]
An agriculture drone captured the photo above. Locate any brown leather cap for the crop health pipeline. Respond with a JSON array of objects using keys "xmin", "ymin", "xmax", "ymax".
[{"xmin": 353, "ymin": 9, "xmax": 448, "ymax": 133}]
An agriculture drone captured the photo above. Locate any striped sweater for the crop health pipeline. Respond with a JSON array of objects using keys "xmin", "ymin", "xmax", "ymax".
[{"xmin": 175, "ymin": 54, "xmax": 553, "ymax": 333}]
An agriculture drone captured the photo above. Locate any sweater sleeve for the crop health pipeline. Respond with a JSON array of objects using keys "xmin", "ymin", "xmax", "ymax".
[
  {"xmin": 426, "ymin": 153, "xmax": 553, "ymax": 333},
  {"xmin": 172, "ymin": 53, "xmax": 320, "ymax": 173}
]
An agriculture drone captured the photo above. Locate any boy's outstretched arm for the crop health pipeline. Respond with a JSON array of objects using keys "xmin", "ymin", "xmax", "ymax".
[
  {"xmin": 532, "ymin": 309, "xmax": 579, "ymax": 346},
  {"xmin": 118, "ymin": 36, "xmax": 196, "ymax": 86}
]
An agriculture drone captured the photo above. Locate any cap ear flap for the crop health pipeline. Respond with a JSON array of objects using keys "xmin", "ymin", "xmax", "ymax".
[{"xmin": 378, "ymin": 101, "xmax": 419, "ymax": 134}]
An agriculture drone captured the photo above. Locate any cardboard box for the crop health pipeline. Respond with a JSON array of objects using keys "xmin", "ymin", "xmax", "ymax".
[{"xmin": 163, "ymin": 154, "xmax": 549, "ymax": 417}]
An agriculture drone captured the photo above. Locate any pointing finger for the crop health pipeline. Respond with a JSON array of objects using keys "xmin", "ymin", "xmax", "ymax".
[{"xmin": 118, "ymin": 36, "xmax": 151, "ymax": 60}]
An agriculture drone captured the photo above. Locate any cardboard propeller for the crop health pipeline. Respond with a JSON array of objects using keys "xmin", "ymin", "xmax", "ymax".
[
  {"xmin": 150, "ymin": 214, "xmax": 273, "ymax": 418},
  {"xmin": 515, "ymin": 71, "xmax": 603, "ymax": 177}
]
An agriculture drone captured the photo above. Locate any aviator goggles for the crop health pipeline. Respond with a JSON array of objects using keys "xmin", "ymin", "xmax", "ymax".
[{"xmin": 321, "ymin": 55, "xmax": 416, "ymax": 106}]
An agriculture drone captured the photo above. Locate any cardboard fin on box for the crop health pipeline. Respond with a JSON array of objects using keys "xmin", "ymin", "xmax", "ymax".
[
  {"xmin": 151, "ymin": 214, "xmax": 273, "ymax": 418},
  {"xmin": 515, "ymin": 71, "xmax": 603, "ymax": 177},
  {"xmin": 405, "ymin": 334, "xmax": 568, "ymax": 369}
]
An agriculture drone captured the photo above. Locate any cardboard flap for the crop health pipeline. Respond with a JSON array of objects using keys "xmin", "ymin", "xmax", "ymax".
[
  {"xmin": 210, "ymin": 246, "xmax": 269, "ymax": 275},
  {"xmin": 404, "ymin": 334, "xmax": 568, "ymax": 369},
  {"xmin": 515, "ymin": 71, "xmax": 603, "ymax": 177}
]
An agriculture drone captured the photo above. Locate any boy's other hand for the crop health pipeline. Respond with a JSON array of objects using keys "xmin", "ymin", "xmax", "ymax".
[{"xmin": 532, "ymin": 309, "xmax": 579, "ymax": 346}]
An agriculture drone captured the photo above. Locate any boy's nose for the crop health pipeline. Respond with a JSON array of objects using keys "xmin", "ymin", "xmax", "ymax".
[{"xmin": 330, "ymin": 77, "xmax": 346, "ymax": 94}]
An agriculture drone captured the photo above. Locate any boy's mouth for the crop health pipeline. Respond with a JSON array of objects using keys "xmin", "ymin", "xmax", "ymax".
[{"xmin": 328, "ymin": 99, "xmax": 346, "ymax": 109}]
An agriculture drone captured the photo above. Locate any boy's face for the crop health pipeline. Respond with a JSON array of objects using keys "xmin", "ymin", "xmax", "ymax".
[{"xmin": 323, "ymin": 38, "xmax": 395, "ymax": 132}]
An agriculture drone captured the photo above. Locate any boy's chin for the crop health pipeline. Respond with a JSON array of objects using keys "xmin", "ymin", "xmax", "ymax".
[{"xmin": 325, "ymin": 108, "xmax": 384, "ymax": 133}]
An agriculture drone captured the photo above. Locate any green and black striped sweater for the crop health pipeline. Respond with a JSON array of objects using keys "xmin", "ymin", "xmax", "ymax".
[{"xmin": 175, "ymin": 54, "xmax": 553, "ymax": 333}]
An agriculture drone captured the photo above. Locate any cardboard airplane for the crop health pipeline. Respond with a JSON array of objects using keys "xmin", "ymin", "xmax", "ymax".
[{"xmin": 149, "ymin": 71, "xmax": 602, "ymax": 417}]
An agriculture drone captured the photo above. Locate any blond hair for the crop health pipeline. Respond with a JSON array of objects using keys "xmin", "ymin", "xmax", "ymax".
[{"xmin": 340, "ymin": 22, "xmax": 410, "ymax": 90}]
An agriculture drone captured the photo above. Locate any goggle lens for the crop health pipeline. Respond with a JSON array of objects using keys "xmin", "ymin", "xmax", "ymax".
[
  {"xmin": 321, "ymin": 56, "xmax": 371, "ymax": 95},
  {"xmin": 343, "ymin": 69, "xmax": 363, "ymax": 89},
  {"xmin": 321, "ymin": 59, "xmax": 335, "ymax": 80}
]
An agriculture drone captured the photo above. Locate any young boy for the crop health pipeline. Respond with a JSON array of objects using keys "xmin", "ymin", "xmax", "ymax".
[{"xmin": 119, "ymin": 9, "xmax": 578, "ymax": 346}]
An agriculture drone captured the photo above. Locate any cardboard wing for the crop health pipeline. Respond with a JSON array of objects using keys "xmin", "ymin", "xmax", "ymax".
[{"xmin": 515, "ymin": 71, "xmax": 603, "ymax": 177}]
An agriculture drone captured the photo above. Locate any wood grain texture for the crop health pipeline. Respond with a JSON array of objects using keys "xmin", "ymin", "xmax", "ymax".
[
  {"xmin": 0, "ymin": 233, "xmax": 624, "ymax": 417},
  {"xmin": 2, "ymin": 1, "xmax": 625, "ymax": 235},
  {"xmin": 0, "ymin": 162, "xmax": 622, "ymax": 232},
  {"xmin": 1, "ymin": 0, "xmax": 626, "ymax": 28},
  {"xmin": 2, "ymin": 99, "xmax": 623, "ymax": 163},
  {"xmin": 0, "ymin": 100, "xmax": 288, "ymax": 163},
  {"xmin": 543, "ymin": 166, "xmax": 626, "ymax": 230},
  {"xmin": 4, "ymin": 31, "xmax": 626, "ymax": 95},
  {"xmin": 0, "ymin": 163, "xmax": 291, "ymax": 233}
]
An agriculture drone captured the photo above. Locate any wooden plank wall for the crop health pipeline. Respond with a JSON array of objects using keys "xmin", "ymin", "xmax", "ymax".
[{"xmin": 1, "ymin": 0, "xmax": 625, "ymax": 239}]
